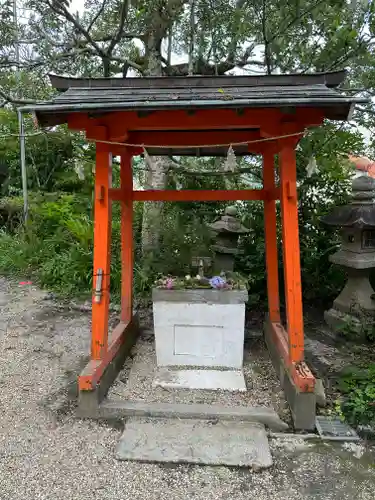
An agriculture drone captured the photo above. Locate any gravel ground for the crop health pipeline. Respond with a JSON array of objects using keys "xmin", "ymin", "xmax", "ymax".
[
  {"xmin": 1, "ymin": 277, "xmax": 375, "ymax": 500},
  {"xmin": 108, "ymin": 336, "xmax": 289, "ymax": 422}
]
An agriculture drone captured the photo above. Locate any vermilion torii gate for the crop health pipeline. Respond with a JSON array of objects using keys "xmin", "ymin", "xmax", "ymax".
[{"xmin": 23, "ymin": 70, "xmax": 364, "ymax": 428}]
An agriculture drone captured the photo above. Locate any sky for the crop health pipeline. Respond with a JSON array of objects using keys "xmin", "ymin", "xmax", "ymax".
[{"xmin": 70, "ymin": 0, "xmax": 85, "ymax": 11}]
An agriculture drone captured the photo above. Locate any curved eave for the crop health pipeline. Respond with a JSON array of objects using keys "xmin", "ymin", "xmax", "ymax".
[
  {"xmin": 23, "ymin": 98, "xmax": 366, "ymax": 129},
  {"xmin": 48, "ymin": 70, "xmax": 348, "ymax": 91},
  {"xmin": 321, "ymin": 205, "xmax": 375, "ymax": 228},
  {"xmin": 208, "ymin": 225, "xmax": 250, "ymax": 234}
]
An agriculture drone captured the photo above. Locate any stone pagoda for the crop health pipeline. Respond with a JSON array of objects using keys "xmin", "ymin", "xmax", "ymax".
[
  {"xmin": 321, "ymin": 175, "xmax": 375, "ymax": 336},
  {"xmin": 208, "ymin": 205, "xmax": 249, "ymax": 273}
]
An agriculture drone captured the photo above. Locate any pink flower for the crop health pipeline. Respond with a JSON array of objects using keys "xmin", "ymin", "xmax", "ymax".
[{"xmin": 166, "ymin": 278, "xmax": 174, "ymax": 289}]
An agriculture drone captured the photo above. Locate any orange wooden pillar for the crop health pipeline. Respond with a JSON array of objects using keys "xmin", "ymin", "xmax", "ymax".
[
  {"xmin": 91, "ymin": 142, "xmax": 112, "ymax": 360},
  {"xmin": 263, "ymin": 151, "xmax": 280, "ymax": 322},
  {"xmin": 120, "ymin": 151, "xmax": 133, "ymax": 323},
  {"xmin": 279, "ymin": 141, "xmax": 304, "ymax": 363}
]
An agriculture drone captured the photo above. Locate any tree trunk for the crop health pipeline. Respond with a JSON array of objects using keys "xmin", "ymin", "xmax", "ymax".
[
  {"xmin": 102, "ymin": 56, "xmax": 111, "ymax": 77},
  {"xmin": 141, "ymin": 156, "xmax": 168, "ymax": 255},
  {"xmin": 140, "ymin": 1, "xmax": 188, "ymax": 256},
  {"xmin": 141, "ymin": 34, "xmax": 168, "ymax": 256}
]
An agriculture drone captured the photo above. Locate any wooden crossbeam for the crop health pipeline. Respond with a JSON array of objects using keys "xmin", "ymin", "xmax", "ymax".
[{"xmin": 109, "ymin": 188, "xmax": 280, "ymax": 202}]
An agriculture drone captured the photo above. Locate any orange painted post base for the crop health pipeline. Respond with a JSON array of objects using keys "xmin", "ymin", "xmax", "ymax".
[
  {"xmin": 78, "ymin": 314, "xmax": 140, "ymax": 409},
  {"xmin": 79, "ymin": 321, "xmax": 129, "ymax": 391},
  {"xmin": 264, "ymin": 319, "xmax": 316, "ymax": 429},
  {"xmin": 266, "ymin": 321, "xmax": 315, "ymax": 392}
]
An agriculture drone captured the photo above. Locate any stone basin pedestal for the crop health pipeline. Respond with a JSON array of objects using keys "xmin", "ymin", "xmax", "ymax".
[{"xmin": 152, "ymin": 288, "xmax": 248, "ymax": 391}]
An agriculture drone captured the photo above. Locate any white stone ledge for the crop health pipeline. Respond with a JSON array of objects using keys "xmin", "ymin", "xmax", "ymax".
[{"xmin": 152, "ymin": 288, "xmax": 248, "ymax": 304}]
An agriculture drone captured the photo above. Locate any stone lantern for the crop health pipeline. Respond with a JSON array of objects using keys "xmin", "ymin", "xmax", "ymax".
[
  {"xmin": 321, "ymin": 175, "xmax": 375, "ymax": 335},
  {"xmin": 208, "ymin": 205, "xmax": 249, "ymax": 273}
]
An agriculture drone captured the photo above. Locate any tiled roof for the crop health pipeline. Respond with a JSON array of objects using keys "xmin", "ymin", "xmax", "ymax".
[{"xmin": 19, "ymin": 71, "xmax": 368, "ymax": 157}]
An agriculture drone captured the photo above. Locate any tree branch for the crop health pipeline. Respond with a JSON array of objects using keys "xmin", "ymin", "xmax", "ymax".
[
  {"xmin": 108, "ymin": 0, "xmax": 131, "ymax": 53},
  {"xmin": 324, "ymin": 35, "xmax": 369, "ymax": 71},
  {"xmin": 222, "ymin": 0, "xmax": 248, "ymax": 65},
  {"xmin": 44, "ymin": 0, "xmax": 107, "ymax": 57},
  {"xmin": 261, "ymin": 0, "xmax": 272, "ymax": 74},
  {"xmin": 165, "ymin": 53, "xmax": 263, "ymax": 76},
  {"xmin": 167, "ymin": 26, "xmax": 173, "ymax": 66},
  {"xmin": 107, "ymin": 54, "xmax": 144, "ymax": 72},
  {"xmin": 0, "ymin": 90, "xmax": 36, "ymax": 105},
  {"xmin": 87, "ymin": 0, "xmax": 108, "ymax": 33},
  {"xmin": 268, "ymin": 0, "xmax": 327, "ymax": 44},
  {"xmin": 357, "ymin": 105, "xmax": 375, "ymax": 116},
  {"xmin": 188, "ymin": 0, "xmax": 195, "ymax": 75},
  {"xmin": 0, "ymin": 57, "xmax": 45, "ymax": 70},
  {"xmin": 36, "ymin": 31, "xmax": 143, "ymax": 51}
]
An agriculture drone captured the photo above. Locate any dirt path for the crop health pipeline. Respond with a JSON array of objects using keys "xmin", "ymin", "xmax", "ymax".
[{"xmin": 0, "ymin": 277, "xmax": 374, "ymax": 500}]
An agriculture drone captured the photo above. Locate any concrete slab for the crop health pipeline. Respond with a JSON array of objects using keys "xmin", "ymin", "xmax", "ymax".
[
  {"xmin": 153, "ymin": 367, "xmax": 247, "ymax": 391},
  {"xmin": 97, "ymin": 400, "xmax": 289, "ymax": 431},
  {"xmin": 116, "ymin": 417, "xmax": 272, "ymax": 469}
]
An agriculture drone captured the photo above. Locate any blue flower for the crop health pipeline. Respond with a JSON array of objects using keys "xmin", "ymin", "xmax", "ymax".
[{"xmin": 209, "ymin": 276, "xmax": 227, "ymax": 289}]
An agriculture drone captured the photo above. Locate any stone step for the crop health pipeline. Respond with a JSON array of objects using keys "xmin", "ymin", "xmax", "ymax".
[
  {"xmin": 153, "ymin": 367, "xmax": 247, "ymax": 391},
  {"xmin": 116, "ymin": 417, "xmax": 272, "ymax": 469},
  {"xmin": 97, "ymin": 400, "xmax": 289, "ymax": 431}
]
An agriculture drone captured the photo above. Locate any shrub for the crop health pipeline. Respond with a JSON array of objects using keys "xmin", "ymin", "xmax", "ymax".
[
  {"xmin": 0, "ymin": 196, "xmax": 24, "ymax": 232},
  {"xmin": 0, "ymin": 194, "xmax": 164, "ymax": 299},
  {"xmin": 336, "ymin": 364, "xmax": 375, "ymax": 426}
]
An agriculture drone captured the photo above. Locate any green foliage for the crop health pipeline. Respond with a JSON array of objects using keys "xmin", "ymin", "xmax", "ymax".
[
  {"xmin": 1, "ymin": 0, "xmax": 370, "ymax": 92},
  {"xmin": 0, "ymin": 195, "xmax": 23, "ymax": 231},
  {"xmin": 231, "ymin": 123, "xmax": 360, "ymax": 307},
  {"xmin": 337, "ymin": 364, "xmax": 375, "ymax": 426},
  {"xmin": 0, "ymin": 194, "xmax": 160, "ymax": 299},
  {"xmin": 332, "ymin": 311, "xmax": 375, "ymax": 342},
  {"xmin": 0, "ymin": 108, "xmax": 90, "ymax": 195},
  {"xmin": 0, "ymin": 194, "xmax": 94, "ymax": 297},
  {"xmin": 236, "ymin": 200, "xmax": 269, "ymax": 305},
  {"xmin": 296, "ymin": 123, "xmax": 361, "ymax": 304}
]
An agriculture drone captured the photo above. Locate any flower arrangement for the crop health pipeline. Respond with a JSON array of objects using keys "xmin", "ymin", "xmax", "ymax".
[{"xmin": 154, "ymin": 272, "xmax": 247, "ymax": 291}]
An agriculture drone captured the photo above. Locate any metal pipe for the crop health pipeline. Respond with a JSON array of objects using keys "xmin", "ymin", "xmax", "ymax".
[
  {"xmin": 18, "ymin": 109, "xmax": 28, "ymax": 223},
  {"xmin": 13, "ymin": 1, "xmax": 27, "ymax": 223}
]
